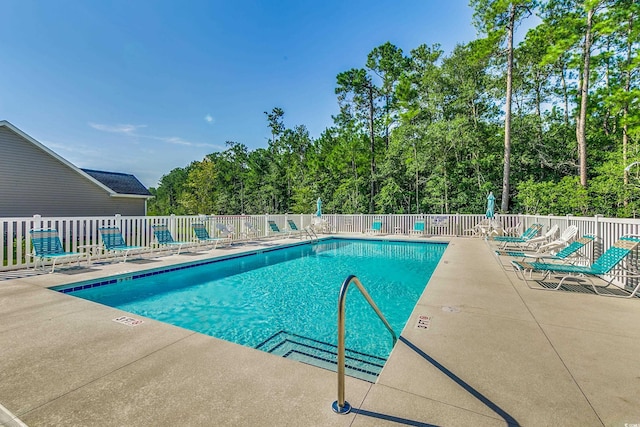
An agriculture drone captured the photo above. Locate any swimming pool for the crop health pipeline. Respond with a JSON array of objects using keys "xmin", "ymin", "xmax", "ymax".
[{"xmin": 56, "ymin": 238, "xmax": 446, "ymax": 381}]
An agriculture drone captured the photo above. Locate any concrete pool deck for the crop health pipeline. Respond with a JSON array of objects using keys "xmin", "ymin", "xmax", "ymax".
[{"xmin": 1, "ymin": 235, "xmax": 639, "ymax": 426}]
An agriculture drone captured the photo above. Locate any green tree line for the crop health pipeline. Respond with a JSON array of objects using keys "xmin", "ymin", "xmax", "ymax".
[{"xmin": 149, "ymin": 0, "xmax": 640, "ymax": 218}]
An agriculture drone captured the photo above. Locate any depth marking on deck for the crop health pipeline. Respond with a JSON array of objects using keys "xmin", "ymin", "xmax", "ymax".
[
  {"xmin": 113, "ymin": 316, "xmax": 144, "ymax": 326},
  {"xmin": 415, "ymin": 315, "xmax": 431, "ymax": 330}
]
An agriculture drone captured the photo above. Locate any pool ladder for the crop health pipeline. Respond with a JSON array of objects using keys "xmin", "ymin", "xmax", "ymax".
[
  {"xmin": 304, "ymin": 226, "xmax": 318, "ymax": 241},
  {"xmin": 332, "ymin": 275, "xmax": 397, "ymax": 415}
]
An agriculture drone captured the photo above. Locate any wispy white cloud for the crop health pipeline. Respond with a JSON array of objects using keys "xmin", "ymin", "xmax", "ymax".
[
  {"xmin": 157, "ymin": 136, "xmax": 197, "ymax": 147},
  {"xmin": 204, "ymin": 114, "xmax": 214, "ymax": 124},
  {"xmin": 153, "ymin": 135, "xmax": 221, "ymax": 149},
  {"xmin": 44, "ymin": 140, "xmax": 102, "ymax": 157},
  {"xmin": 88, "ymin": 122, "xmax": 146, "ymax": 135},
  {"xmin": 89, "ymin": 122, "xmax": 222, "ymax": 149}
]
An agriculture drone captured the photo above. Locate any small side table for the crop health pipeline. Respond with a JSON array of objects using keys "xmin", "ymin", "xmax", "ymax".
[{"xmin": 78, "ymin": 244, "xmax": 103, "ymax": 264}]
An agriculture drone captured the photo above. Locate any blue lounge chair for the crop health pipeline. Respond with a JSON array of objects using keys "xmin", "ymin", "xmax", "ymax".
[
  {"xmin": 152, "ymin": 224, "xmax": 191, "ymax": 255},
  {"xmin": 192, "ymin": 223, "xmax": 230, "ymax": 249},
  {"xmin": 287, "ymin": 219, "xmax": 317, "ymax": 239},
  {"xmin": 286, "ymin": 219, "xmax": 305, "ymax": 238},
  {"xmin": 99, "ymin": 227, "xmax": 146, "ymax": 263},
  {"xmin": 366, "ymin": 219, "xmax": 383, "ymax": 235},
  {"xmin": 495, "ymin": 235, "xmax": 594, "ymax": 269},
  {"xmin": 29, "ymin": 229, "xmax": 87, "ymax": 273},
  {"xmin": 512, "ymin": 235, "xmax": 640, "ymax": 298},
  {"xmin": 410, "ymin": 220, "xmax": 426, "ymax": 236},
  {"xmin": 267, "ymin": 220, "xmax": 288, "ymax": 237},
  {"xmin": 489, "ymin": 223, "xmax": 543, "ymax": 249}
]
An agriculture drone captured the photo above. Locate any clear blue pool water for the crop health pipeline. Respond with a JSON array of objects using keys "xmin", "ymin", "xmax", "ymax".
[{"xmin": 60, "ymin": 239, "xmax": 446, "ymax": 360}]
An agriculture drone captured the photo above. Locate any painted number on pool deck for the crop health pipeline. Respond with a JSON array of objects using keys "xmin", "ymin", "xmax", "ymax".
[
  {"xmin": 415, "ymin": 315, "xmax": 431, "ymax": 330},
  {"xmin": 113, "ymin": 316, "xmax": 144, "ymax": 326}
]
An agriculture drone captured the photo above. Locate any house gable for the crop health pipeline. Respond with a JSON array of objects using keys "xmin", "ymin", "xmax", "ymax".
[{"xmin": 0, "ymin": 121, "xmax": 149, "ymax": 216}]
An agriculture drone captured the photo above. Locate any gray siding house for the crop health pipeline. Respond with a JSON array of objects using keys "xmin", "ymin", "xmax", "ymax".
[{"xmin": 0, "ymin": 120, "xmax": 152, "ymax": 217}]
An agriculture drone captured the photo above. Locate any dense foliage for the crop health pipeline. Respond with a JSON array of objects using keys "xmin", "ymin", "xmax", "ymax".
[{"xmin": 149, "ymin": 0, "xmax": 640, "ymax": 217}]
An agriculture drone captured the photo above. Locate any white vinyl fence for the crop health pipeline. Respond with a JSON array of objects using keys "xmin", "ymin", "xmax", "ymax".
[{"xmin": 2, "ymin": 213, "xmax": 639, "ymax": 291}]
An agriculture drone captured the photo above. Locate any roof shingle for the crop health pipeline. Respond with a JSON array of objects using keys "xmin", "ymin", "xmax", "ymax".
[{"xmin": 81, "ymin": 169, "xmax": 152, "ymax": 196}]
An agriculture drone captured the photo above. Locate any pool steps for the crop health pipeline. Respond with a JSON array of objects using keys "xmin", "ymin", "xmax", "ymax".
[{"xmin": 256, "ymin": 330, "xmax": 385, "ymax": 383}]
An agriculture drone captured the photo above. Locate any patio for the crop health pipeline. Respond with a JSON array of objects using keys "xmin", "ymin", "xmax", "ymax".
[{"xmin": 1, "ymin": 236, "xmax": 639, "ymax": 426}]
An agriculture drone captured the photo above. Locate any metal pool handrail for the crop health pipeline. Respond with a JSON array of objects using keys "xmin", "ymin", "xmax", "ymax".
[
  {"xmin": 304, "ymin": 226, "xmax": 318, "ymax": 240},
  {"xmin": 332, "ymin": 274, "xmax": 398, "ymax": 415}
]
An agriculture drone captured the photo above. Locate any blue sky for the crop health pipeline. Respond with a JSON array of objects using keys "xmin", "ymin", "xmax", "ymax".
[{"xmin": 1, "ymin": 1, "xmax": 481, "ymax": 188}]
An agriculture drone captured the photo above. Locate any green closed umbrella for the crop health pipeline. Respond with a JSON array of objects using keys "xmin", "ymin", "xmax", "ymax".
[{"xmin": 486, "ymin": 192, "xmax": 495, "ymax": 218}]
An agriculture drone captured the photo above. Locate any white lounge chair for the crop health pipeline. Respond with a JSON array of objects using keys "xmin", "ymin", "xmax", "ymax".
[
  {"xmin": 464, "ymin": 219, "xmax": 493, "ymax": 237},
  {"xmin": 517, "ymin": 224, "xmax": 560, "ymax": 250},
  {"xmin": 312, "ymin": 217, "xmax": 334, "ymax": 234},
  {"xmin": 215, "ymin": 223, "xmax": 235, "ymax": 240},
  {"xmin": 538, "ymin": 225, "xmax": 579, "ymax": 253},
  {"xmin": 503, "ymin": 222, "xmax": 521, "ymax": 237},
  {"xmin": 243, "ymin": 221, "xmax": 261, "ymax": 241}
]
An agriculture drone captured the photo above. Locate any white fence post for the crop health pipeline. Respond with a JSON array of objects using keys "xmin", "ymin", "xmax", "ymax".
[
  {"xmin": 594, "ymin": 214, "xmax": 602, "ymax": 240},
  {"xmin": 169, "ymin": 214, "xmax": 176, "ymax": 239},
  {"xmin": 33, "ymin": 214, "xmax": 42, "ymax": 230},
  {"xmin": 594, "ymin": 214, "xmax": 603, "ymax": 260}
]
